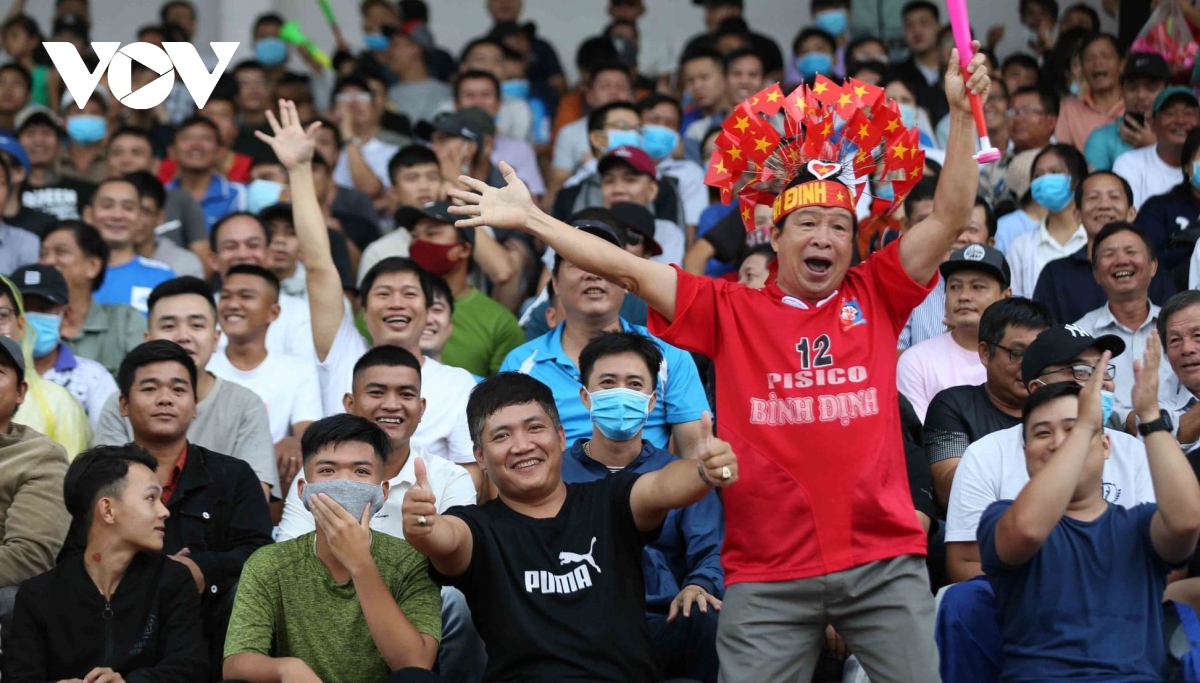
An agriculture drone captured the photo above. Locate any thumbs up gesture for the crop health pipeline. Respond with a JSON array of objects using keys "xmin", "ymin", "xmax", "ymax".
[
  {"xmin": 402, "ymin": 457, "xmax": 439, "ymax": 538},
  {"xmin": 695, "ymin": 412, "xmax": 738, "ymax": 488}
]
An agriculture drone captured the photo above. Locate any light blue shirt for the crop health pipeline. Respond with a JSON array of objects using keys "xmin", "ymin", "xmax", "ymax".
[
  {"xmin": 94, "ymin": 256, "xmax": 176, "ymax": 314},
  {"xmin": 166, "ymin": 174, "xmax": 246, "ymax": 232},
  {"xmin": 0, "ymin": 222, "xmax": 38, "ymax": 276},
  {"xmin": 1083, "ymin": 120, "xmax": 1134, "ymax": 172},
  {"xmin": 499, "ymin": 318, "xmax": 710, "ymax": 448},
  {"xmin": 994, "ymin": 209, "xmax": 1041, "ymax": 255}
]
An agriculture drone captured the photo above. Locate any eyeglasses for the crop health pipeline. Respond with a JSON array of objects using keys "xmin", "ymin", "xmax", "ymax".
[
  {"xmin": 604, "ymin": 121, "xmax": 641, "ymax": 132},
  {"xmin": 992, "ymin": 342, "xmax": 1027, "ymax": 363},
  {"xmin": 335, "ymin": 92, "xmax": 372, "ymax": 104},
  {"xmin": 1037, "ymin": 363, "xmax": 1117, "ymax": 382},
  {"xmin": 0, "ymin": 307, "xmax": 13, "ymax": 326},
  {"xmin": 625, "ymin": 231, "xmax": 643, "ymax": 247},
  {"xmin": 1006, "ymin": 107, "xmax": 1046, "ymax": 118}
]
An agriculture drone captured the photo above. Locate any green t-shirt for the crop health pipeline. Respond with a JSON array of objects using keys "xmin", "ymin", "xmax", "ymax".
[
  {"xmin": 442, "ymin": 288, "xmax": 524, "ymax": 377},
  {"xmin": 224, "ymin": 532, "xmax": 442, "ymax": 683}
]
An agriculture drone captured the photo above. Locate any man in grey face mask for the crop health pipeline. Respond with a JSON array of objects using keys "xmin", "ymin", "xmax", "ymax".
[{"xmin": 224, "ymin": 412, "xmax": 445, "ymax": 683}]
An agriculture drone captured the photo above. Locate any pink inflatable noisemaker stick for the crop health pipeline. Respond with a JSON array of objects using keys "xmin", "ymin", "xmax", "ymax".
[{"xmin": 945, "ymin": 0, "xmax": 1001, "ymax": 163}]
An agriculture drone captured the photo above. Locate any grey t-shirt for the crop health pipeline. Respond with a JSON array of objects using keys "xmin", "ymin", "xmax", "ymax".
[
  {"xmin": 387, "ymin": 79, "xmax": 453, "ymax": 127},
  {"xmin": 95, "ymin": 375, "xmax": 280, "ymax": 496},
  {"xmin": 161, "ymin": 188, "xmax": 208, "ymax": 248},
  {"xmin": 152, "ymin": 238, "xmax": 205, "ymax": 279}
]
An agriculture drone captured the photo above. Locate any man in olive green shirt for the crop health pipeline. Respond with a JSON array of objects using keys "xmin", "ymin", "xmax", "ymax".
[
  {"xmin": 223, "ymin": 414, "xmax": 442, "ymax": 683},
  {"xmin": 404, "ymin": 202, "xmax": 523, "ymax": 377}
]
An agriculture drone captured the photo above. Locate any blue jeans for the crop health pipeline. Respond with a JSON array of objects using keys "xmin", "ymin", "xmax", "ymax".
[
  {"xmin": 436, "ymin": 586, "xmax": 487, "ymax": 683},
  {"xmin": 647, "ymin": 608, "xmax": 720, "ymax": 683},
  {"xmin": 935, "ymin": 577, "xmax": 1001, "ymax": 683}
]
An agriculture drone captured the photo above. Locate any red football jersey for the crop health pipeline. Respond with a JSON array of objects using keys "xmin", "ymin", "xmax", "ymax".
[{"xmin": 648, "ymin": 241, "xmax": 933, "ymax": 585}]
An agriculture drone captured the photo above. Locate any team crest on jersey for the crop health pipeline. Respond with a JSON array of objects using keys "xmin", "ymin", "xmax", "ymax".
[{"xmin": 839, "ymin": 298, "xmax": 866, "ymax": 330}]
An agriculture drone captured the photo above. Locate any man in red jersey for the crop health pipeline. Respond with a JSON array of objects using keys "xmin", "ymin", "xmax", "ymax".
[{"xmin": 447, "ymin": 41, "xmax": 992, "ymax": 683}]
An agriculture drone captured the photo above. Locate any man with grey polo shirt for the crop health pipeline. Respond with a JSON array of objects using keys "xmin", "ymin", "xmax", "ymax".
[{"xmin": 944, "ymin": 324, "xmax": 1155, "ymax": 585}]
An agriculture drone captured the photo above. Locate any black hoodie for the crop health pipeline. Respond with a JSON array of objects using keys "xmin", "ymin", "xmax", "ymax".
[{"xmin": 4, "ymin": 551, "xmax": 210, "ymax": 683}]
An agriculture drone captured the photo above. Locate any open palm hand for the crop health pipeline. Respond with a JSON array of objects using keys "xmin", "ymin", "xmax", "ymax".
[
  {"xmin": 255, "ymin": 99, "xmax": 321, "ymax": 170},
  {"xmin": 447, "ymin": 162, "xmax": 537, "ymax": 232}
]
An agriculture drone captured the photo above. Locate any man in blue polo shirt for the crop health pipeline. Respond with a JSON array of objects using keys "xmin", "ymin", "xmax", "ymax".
[
  {"xmin": 164, "ymin": 116, "xmax": 246, "ymax": 231},
  {"xmin": 86, "ymin": 177, "xmax": 175, "ymax": 314},
  {"xmin": 560, "ymin": 330, "xmax": 723, "ymax": 683},
  {"xmin": 499, "ymin": 220, "xmax": 709, "ymax": 457}
]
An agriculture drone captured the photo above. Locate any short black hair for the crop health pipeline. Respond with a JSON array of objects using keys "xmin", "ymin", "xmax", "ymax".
[
  {"xmin": 1077, "ymin": 32, "xmax": 1124, "ymax": 60},
  {"xmin": 209, "ymin": 212, "xmax": 272, "ymax": 253},
  {"xmin": 1, "ymin": 14, "xmax": 41, "ymax": 40},
  {"xmin": 1064, "ymin": 3, "xmax": 1100, "ymax": 31},
  {"xmin": 311, "ymin": 117, "xmax": 342, "ymax": 150},
  {"xmin": 225, "ymin": 263, "xmax": 281, "ymax": 300},
  {"xmin": 979, "ymin": 297, "xmax": 1054, "ymax": 350},
  {"xmin": 117, "ymin": 339, "xmax": 198, "ymax": 399},
  {"xmin": 232, "ymin": 60, "xmax": 266, "ymax": 77},
  {"xmin": 1012, "ymin": 85, "xmax": 1060, "ymax": 117},
  {"xmin": 679, "ymin": 46, "xmax": 724, "ymax": 73},
  {"xmin": 1022, "ymin": 381, "xmax": 1080, "ymax": 431},
  {"xmin": 425, "ymin": 272, "xmax": 455, "ymax": 315},
  {"xmin": 637, "ymin": 93, "xmax": 683, "ymax": 124},
  {"xmin": 1160, "ymin": 290, "xmax": 1200, "ymax": 348},
  {"xmin": 1182, "ymin": 128, "xmax": 1200, "ymax": 186},
  {"xmin": 1091, "ymin": 221, "xmax": 1156, "ymax": 263},
  {"xmin": 160, "ymin": 0, "xmax": 195, "ymax": 23},
  {"xmin": 579, "ymin": 331, "xmax": 663, "ymax": 387},
  {"xmin": 253, "ymin": 11, "xmax": 284, "ymax": 33},
  {"xmin": 171, "ymin": 115, "xmax": 221, "ymax": 145},
  {"xmin": 332, "ymin": 73, "xmax": 372, "ymax": 98},
  {"xmin": 1033, "ymin": 143, "xmax": 1087, "ymax": 187},
  {"xmin": 352, "ymin": 344, "xmax": 423, "ymax": 388},
  {"xmin": 107, "ymin": 126, "xmax": 154, "ymax": 154},
  {"xmin": 1002, "ymin": 53, "xmax": 1041, "ymax": 76},
  {"xmin": 576, "ymin": 36, "xmax": 621, "ymax": 74},
  {"xmin": 122, "ymin": 171, "xmax": 166, "ymax": 212},
  {"xmin": 146, "ymin": 276, "xmax": 217, "ymax": 322},
  {"xmin": 723, "ymin": 47, "xmax": 764, "ymax": 75},
  {"xmin": 587, "ymin": 100, "xmax": 639, "ymax": 132},
  {"xmin": 1075, "ymin": 170, "xmax": 1134, "ymax": 210},
  {"xmin": 454, "ymin": 69, "xmax": 500, "ymax": 101},
  {"xmin": 249, "ymin": 147, "xmax": 282, "ymax": 171},
  {"xmin": 1020, "ymin": 0, "xmax": 1059, "ymax": 20},
  {"xmin": 44, "ymin": 220, "xmax": 109, "ymax": 292},
  {"xmin": 467, "ymin": 373, "xmax": 562, "ymax": 449},
  {"xmin": 903, "ymin": 177, "xmax": 938, "ymax": 220},
  {"xmin": 792, "ymin": 27, "xmax": 837, "ymax": 56},
  {"xmin": 590, "ymin": 61, "xmax": 633, "ymax": 90},
  {"xmin": 300, "ymin": 413, "xmax": 392, "ymax": 466},
  {"xmin": 388, "ymin": 144, "xmax": 438, "ymax": 183},
  {"xmin": 974, "ymin": 195, "xmax": 998, "ymax": 237},
  {"xmin": 0, "ymin": 62, "xmax": 31, "ymax": 92},
  {"xmin": 63, "ymin": 445, "xmax": 158, "ymax": 528},
  {"xmin": 90, "ymin": 177, "xmax": 142, "ymax": 206},
  {"xmin": 460, "ymin": 37, "xmax": 505, "ymax": 63},
  {"xmin": 902, "ymin": 0, "xmax": 939, "ymax": 20},
  {"xmin": 359, "ymin": 257, "xmax": 433, "ymax": 309}
]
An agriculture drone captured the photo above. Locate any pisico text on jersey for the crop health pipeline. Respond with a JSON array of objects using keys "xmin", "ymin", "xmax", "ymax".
[{"xmin": 766, "ymin": 366, "xmax": 869, "ymax": 390}]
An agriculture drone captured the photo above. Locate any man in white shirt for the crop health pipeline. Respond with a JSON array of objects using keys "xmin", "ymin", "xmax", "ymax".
[
  {"xmin": 1156, "ymin": 290, "xmax": 1200, "ymax": 451},
  {"xmin": 331, "ymin": 74, "xmax": 400, "ymax": 201},
  {"xmin": 259, "ymin": 101, "xmax": 482, "ymax": 491},
  {"xmin": 943, "ymin": 323, "xmax": 1150, "ymax": 584},
  {"xmin": 1074, "ymin": 222, "xmax": 1169, "ymax": 419},
  {"xmin": 548, "ymin": 64, "xmax": 635, "ymax": 198},
  {"xmin": 897, "ymin": 244, "xmax": 1011, "ymax": 421},
  {"xmin": 274, "ymin": 343, "xmax": 483, "ymax": 683},
  {"xmin": 209, "ymin": 264, "xmax": 324, "ymax": 496},
  {"xmin": 1112, "ymin": 86, "xmax": 1200, "ymax": 209}
]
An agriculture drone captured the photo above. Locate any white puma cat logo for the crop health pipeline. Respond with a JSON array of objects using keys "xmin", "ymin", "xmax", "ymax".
[{"xmin": 558, "ymin": 537, "xmax": 601, "ymax": 573}]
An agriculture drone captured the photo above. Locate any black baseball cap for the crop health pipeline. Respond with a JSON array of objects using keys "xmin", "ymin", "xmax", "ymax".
[
  {"xmin": 416, "ymin": 201, "xmax": 456, "ymax": 224},
  {"xmin": 417, "ymin": 108, "xmax": 495, "ymax": 143},
  {"xmin": 1122, "ymin": 52, "xmax": 1170, "ymax": 84},
  {"xmin": 553, "ymin": 217, "xmax": 625, "ymax": 273},
  {"xmin": 609, "ymin": 202, "xmax": 663, "ymax": 257},
  {"xmin": 11, "ymin": 264, "xmax": 68, "ymax": 306},
  {"xmin": 0, "ymin": 336, "xmax": 23, "ymax": 385},
  {"xmin": 1020, "ymin": 324, "xmax": 1126, "ymax": 385},
  {"xmin": 939, "ymin": 244, "xmax": 1010, "ymax": 289}
]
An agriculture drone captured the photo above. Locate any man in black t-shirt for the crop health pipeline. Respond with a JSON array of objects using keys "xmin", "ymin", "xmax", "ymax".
[
  {"xmin": 402, "ymin": 372, "xmax": 738, "ymax": 683},
  {"xmin": 924, "ymin": 298, "xmax": 1054, "ymax": 509}
]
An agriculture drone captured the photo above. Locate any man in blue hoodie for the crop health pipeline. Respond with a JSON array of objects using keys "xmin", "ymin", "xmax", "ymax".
[{"xmin": 560, "ymin": 330, "xmax": 724, "ymax": 683}]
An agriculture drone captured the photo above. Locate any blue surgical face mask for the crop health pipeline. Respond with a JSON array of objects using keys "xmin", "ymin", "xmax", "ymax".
[
  {"xmin": 1030, "ymin": 173, "xmax": 1075, "ymax": 213},
  {"xmin": 1068, "ymin": 81, "xmax": 1081, "ymax": 96},
  {"xmin": 364, "ymin": 32, "xmax": 390, "ymax": 52},
  {"xmin": 641, "ymin": 124, "xmax": 680, "ymax": 162},
  {"xmin": 797, "ymin": 52, "xmax": 834, "ymax": 80},
  {"xmin": 1100, "ymin": 389, "xmax": 1115, "ymax": 426},
  {"xmin": 246, "ymin": 179, "xmax": 284, "ymax": 215},
  {"xmin": 254, "ymin": 37, "xmax": 288, "ymax": 67},
  {"xmin": 874, "ymin": 182, "xmax": 895, "ymax": 201},
  {"xmin": 25, "ymin": 311, "xmax": 61, "ymax": 359},
  {"xmin": 1190, "ymin": 161, "xmax": 1200, "ymax": 191},
  {"xmin": 65, "ymin": 115, "xmax": 105, "ymax": 145},
  {"xmin": 499, "ymin": 78, "xmax": 530, "ymax": 100},
  {"xmin": 898, "ymin": 102, "xmax": 919, "ymax": 129},
  {"xmin": 606, "ymin": 129, "xmax": 644, "ymax": 152},
  {"xmin": 588, "ymin": 387, "xmax": 653, "ymax": 442},
  {"xmin": 814, "ymin": 8, "xmax": 849, "ymax": 37}
]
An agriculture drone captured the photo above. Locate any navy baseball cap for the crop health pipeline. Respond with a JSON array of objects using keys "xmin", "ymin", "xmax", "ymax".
[
  {"xmin": 0, "ymin": 135, "xmax": 30, "ymax": 174},
  {"xmin": 939, "ymin": 244, "xmax": 1011, "ymax": 289}
]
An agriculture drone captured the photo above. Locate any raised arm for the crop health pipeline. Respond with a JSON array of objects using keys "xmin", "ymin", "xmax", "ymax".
[
  {"xmin": 992, "ymin": 351, "xmax": 1111, "ymax": 566},
  {"xmin": 402, "ymin": 458, "xmax": 475, "ymax": 577},
  {"xmin": 898, "ymin": 43, "xmax": 990, "ymax": 285},
  {"xmin": 1135, "ymin": 333, "xmax": 1200, "ymax": 565},
  {"xmin": 631, "ymin": 413, "xmax": 738, "ymax": 532},
  {"xmin": 255, "ymin": 100, "xmax": 344, "ymax": 361},
  {"xmin": 448, "ymin": 164, "xmax": 683, "ymax": 322}
]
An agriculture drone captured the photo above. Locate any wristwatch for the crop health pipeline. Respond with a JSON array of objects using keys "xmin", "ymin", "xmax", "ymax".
[
  {"xmin": 1136, "ymin": 409, "xmax": 1174, "ymax": 437},
  {"xmin": 347, "ymin": 136, "xmax": 362, "ymax": 147}
]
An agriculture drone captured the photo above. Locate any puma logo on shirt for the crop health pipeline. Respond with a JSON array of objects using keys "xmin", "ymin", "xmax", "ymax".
[{"xmin": 524, "ymin": 537, "xmax": 600, "ymax": 595}]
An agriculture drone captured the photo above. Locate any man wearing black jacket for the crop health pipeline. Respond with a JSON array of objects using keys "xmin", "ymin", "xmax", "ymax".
[
  {"xmin": 59, "ymin": 340, "xmax": 274, "ymax": 672},
  {"xmin": 5, "ymin": 444, "xmax": 209, "ymax": 683}
]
